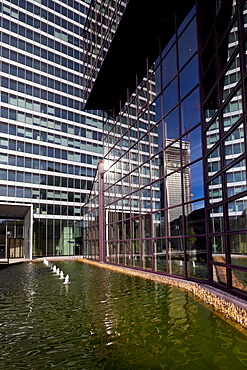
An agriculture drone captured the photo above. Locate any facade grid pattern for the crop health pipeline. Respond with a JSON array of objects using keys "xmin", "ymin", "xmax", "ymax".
[
  {"xmin": 82, "ymin": 0, "xmax": 247, "ymax": 299},
  {"xmin": 0, "ymin": 0, "xmax": 103, "ymax": 256}
]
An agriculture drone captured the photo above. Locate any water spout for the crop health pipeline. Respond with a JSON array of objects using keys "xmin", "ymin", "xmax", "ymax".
[
  {"xmin": 56, "ymin": 268, "xmax": 60, "ymax": 276},
  {"xmin": 53, "ymin": 265, "xmax": 57, "ymax": 273},
  {"xmin": 59, "ymin": 270, "xmax": 64, "ymax": 279},
  {"xmin": 63, "ymin": 275, "xmax": 70, "ymax": 284}
]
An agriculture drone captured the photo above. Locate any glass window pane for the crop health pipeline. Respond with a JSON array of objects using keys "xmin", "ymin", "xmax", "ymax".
[
  {"xmin": 164, "ymin": 107, "xmax": 179, "ymax": 141},
  {"xmin": 227, "ymin": 21, "xmax": 239, "ymax": 61},
  {"xmin": 209, "ymin": 206, "xmax": 224, "ymax": 233},
  {"xmin": 230, "ymin": 234, "xmax": 247, "ymax": 266},
  {"xmin": 212, "ymin": 265, "xmax": 227, "ymax": 286},
  {"xmin": 165, "ymin": 140, "xmax": 181, "ymax": 176},
  {"xmin": 0, "ymin": 186, "xmax": 7, "ymax": 196},
  {"xmin": 168, "ymin": 238, "xmax": 184, "ymax": 276},
  {"xmin": 208, "ymin": 175, "xmax": 222, "ymax": 203},
  {"xmin": 168, "ymin": 205, "xmax": 183, "ymax": 236},
  {"xmin": 223, "ymin": 89, "xmax": 242, "ymax": 130},
  {"xmin": 207, "ymin": 147, "xmax": 221, "ymax": 177},
  {"xmin": 163, "ymin": 78, "xmax": 178, "ymax": 115},
  {"xmin": 211, "ymin": 235, "xmax": 224, "ymax": 254},
  {"xmin": 178, "ymin": 17, "xmax": 197, "ymax": 68},
  {"xmin": 206, "ymin": 118, "xmax": 220, "ymax": 150},
  {"xmin": 231, "ymin": 268, "xmax": 247, "ymax": 292},
  {"xmin": 180, "ymin": 55, "xmax": 199, "ymax": 98},
  {"xmin": 181, "ymin": 88, "xmax": 200, "ymax": 134},
  {"xmin": 154, "ymin": 239, "xmax": 167, "ymax": 272},
  {"xmin": 186, "ymin": 236, "xmax": 207, "ymax": 280},
  {"xmin": 222, "ymin": 54, "xmax": 240, "ymax": 102},
  {"xmin": 185, "ymin": 161, "xmax": 204, "ymax": 202},
  {"xmin": 224, "ymin": 123, "xmax": 245, "ymax": 165},
  {"xmin": 161, "ymin": 44, "xmax": 176, "ymax": 89},
  {"xmin": 182, "ymin": 126, "xmax": 202, "ymax": 163},
  {"xmin": 228, "ymin": 196, "xmax": 247, "ymax": 230},
  {"xmin": 186, "ymin": 203, "xmax": 205, "ymax": 235},
  {"xmin": 226, "ymin": 159, "xmax": 246, "ymax": 197}
]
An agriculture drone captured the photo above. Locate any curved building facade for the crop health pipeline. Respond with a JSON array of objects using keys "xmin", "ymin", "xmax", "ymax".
[{"xmin": 82, "ymin": 0, "xmax": 247, "ymax": 299}]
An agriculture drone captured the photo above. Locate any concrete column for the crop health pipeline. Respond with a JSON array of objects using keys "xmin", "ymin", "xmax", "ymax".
[{"xmin": 23, "ymin": 205, "xmax": 33, "ymax": 260}]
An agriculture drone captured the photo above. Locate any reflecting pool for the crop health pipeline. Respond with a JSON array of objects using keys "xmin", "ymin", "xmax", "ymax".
[{"xmin": 0, "ymin": 261, "xmax": 247, "ymax": 369}]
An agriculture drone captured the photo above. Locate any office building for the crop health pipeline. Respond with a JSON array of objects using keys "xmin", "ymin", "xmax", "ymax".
[{"xmin": 0, "ymin": 0, "xmax": 105, "ymax": 258}]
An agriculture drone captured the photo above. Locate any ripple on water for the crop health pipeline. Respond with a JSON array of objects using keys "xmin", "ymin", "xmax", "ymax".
[{"xmin": 0, "ymin": 262, "xmax": 247, "ymax": 369}]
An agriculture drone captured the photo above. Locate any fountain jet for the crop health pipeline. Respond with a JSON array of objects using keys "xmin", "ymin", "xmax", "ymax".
[{"xmin": 63, "ymin": 275, "xmax": 70, "ymax": 284}]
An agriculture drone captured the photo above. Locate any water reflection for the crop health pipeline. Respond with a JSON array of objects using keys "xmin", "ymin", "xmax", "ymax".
[{"xmin": 0, "ymin": 262, "xmax": 247, "ymax": 369}]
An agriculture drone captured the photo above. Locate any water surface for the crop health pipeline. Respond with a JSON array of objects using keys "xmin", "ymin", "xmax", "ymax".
[{"xmin": 0, "ymin": 261, "xmax": 247, "ymax": 369}]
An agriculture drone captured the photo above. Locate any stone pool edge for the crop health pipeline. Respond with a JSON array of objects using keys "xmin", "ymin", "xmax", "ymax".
[{"xmin": 78, "ymin": 258, "xmax": 247, "ymax": 330}]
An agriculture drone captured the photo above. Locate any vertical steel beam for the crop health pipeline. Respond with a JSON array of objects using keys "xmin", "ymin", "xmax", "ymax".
[{"xmin": 98, "ymin": 160, "xmax": 105, "ymax": 262}]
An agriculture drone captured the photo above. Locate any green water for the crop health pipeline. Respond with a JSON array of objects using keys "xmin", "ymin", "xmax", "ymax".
[{"xmin": 0, "ymin": 262, "xmax": 247, "ymax": 369}]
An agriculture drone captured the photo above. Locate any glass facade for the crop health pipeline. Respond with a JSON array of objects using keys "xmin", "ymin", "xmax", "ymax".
[
  {"xmin": 0, "ymin": 0, "xmax": 103, "ymax": 256},
  {"xmin": 82, "ymin": 0, "xmax": 128, "ymax": 102},
  {"xmin": 201, "ymin": 0, "xmax": 247, "ymax": 293},
  {"xmin": 82, "ymin": 0, "xmax": 247, "ymax": 299}
]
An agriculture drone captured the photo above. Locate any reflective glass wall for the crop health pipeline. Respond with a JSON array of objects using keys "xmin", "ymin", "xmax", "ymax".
[
  {"xmin": 83, "ymin": 5, "xmax": 207, "ymax": 280},
  {"xmin": 201, "ymin": 0, "xmax": 247, "ymax": 294},
  {"xmin": 101, "ymin": 6, "xmax": 206, "ymax": 279},
  {"xmin": 82, "ymin": 0, "xmax": 247, "ymax": 298}
]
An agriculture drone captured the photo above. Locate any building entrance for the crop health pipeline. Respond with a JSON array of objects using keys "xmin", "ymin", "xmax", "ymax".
[
  {"xmin": 0, "ymin": 204, "xmax": 33, "ymax": 260},
  {"xmin": 9, "ymin": 238, "xmax": 24, "ymax": 258},
  {"xmin": 0, "ymin": 219, "xmax": 24, "ymax": 258}
]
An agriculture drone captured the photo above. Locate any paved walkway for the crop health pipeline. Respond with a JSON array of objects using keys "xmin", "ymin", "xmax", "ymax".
[
  {"xmin": 0, "ymin": 258, "xmax": 26, "ymax": 265},
  {"xmin": 0, "ymin": 256, "xmax": 84, "ymax": 267}
]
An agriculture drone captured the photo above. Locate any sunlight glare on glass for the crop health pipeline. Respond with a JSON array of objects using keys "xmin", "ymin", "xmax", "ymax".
[{"xmin": 104, "ymin": 160, "xmax": 114, "ymax": 171}]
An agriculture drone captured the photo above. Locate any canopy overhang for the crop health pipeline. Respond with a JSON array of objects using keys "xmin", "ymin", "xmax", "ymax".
[{"xmin": 84, "ymin": 0, "xmax": 195, "ymax": 115}]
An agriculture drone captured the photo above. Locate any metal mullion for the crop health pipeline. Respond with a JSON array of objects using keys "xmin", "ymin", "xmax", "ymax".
[
  {"xmin": 225, "ymin": 4, "xmax": 247, "ymax": 291},
  {"xmin": 176, "ymin": 10, "xmax": 188, "ymax": 278},
  {"xmin": 238, "ymin": 12, "xmax": 247, "ymax": 160},
  {"xmin": 213, "ymin": 7, "xmax": 232, "ymax": 288},
  {"xmin": 127, "ymin": 144, "xmax": 133, "ymax": 267},
  {"xmin": 144, "ymin": 56, "xmax": 156, "ymax": 271},
  {"xmin": 196, "ymin": 0, "xmax": 214, "ymax": 284}
]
